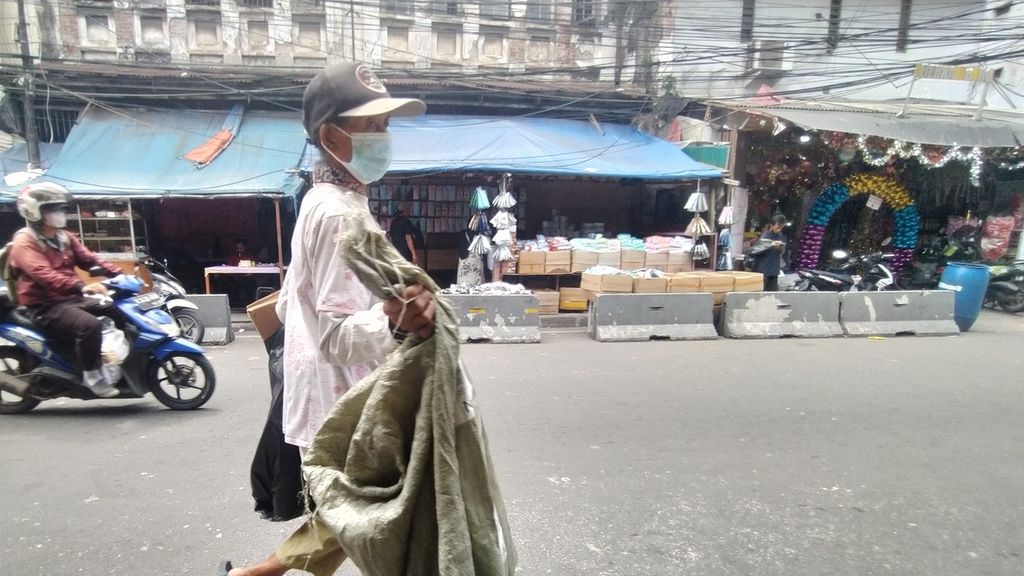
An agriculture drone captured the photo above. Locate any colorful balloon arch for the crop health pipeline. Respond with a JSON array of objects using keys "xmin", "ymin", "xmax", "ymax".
[{"xmin": 797, "ymin": 174, "xmax": 921, "ymax": 271}]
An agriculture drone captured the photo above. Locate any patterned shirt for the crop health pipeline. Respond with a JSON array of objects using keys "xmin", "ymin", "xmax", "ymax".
[{"xmin": 275, "ymin": 165, "xmax": 397, "ymax": 448}]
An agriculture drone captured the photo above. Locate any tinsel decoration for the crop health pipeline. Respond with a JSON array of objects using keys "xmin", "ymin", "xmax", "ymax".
[
  {"xmin": 469, "ymin": 234, "xmax": 492, "ymax": 255},
  {"xmin": 490, "ymin": 174, "xmax": 516, "ymax": 263},
  {"xmin": 684, "ymin": 191, "xmax": 709, "ymax": 213},
  {"xmin": 470, "ymin": 187, "xmax": 492, "ymax": 211},
  {"xmin": 686, "ymin": 215, "xmax": 714, "ymax": 237},
  {"xmin": 492, "ymin": 174, "xmax": 517, "ymax": 209}
]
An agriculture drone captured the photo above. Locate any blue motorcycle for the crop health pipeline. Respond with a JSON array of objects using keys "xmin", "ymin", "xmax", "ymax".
[{"xmin": 0, "ymin": 271, "xmax": 215, "ymax": 414}]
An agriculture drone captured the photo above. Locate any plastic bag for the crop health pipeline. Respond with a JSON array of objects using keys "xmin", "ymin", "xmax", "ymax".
[
  {"xmin": 981, "ymin": 215, "xmax": 1015, "ymax": 262},
  {"xmin": 100, "ymin": 317, "xmax": 129, "ymax": 366}
]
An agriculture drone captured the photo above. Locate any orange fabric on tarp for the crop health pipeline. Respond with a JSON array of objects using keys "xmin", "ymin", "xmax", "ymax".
[{"xmin": 184, "ymin": 129, "xmax": 234, "ymax": 165}]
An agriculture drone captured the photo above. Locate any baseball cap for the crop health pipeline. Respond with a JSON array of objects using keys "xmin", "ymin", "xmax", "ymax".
[{"xmin": 303, "ymin": 62, "xmax": 425, "ymax": 144}]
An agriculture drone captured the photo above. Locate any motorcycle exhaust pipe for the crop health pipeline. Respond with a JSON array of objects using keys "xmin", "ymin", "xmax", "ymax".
[{"xmin": 0, "ymin": 372, "xmax": 30, "ymax": 397}]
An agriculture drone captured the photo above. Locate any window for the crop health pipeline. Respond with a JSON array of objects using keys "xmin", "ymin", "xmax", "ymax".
[
  {"xmin": 84, "ymin": 13, "xmax": 114, "ymax": 46},
  {"xmin": 482, "ymin": 31, "xmax": 505, "ymax": 58},
  {"xmin": 572, "ymin": 0, "xmax": 596, "ymax": 28},
  {"xmin": 480, "ymin": 0, "xmax": 510, "ymax": 19},
  {"xmin": 896, "ymin": 0, "xmax": 911, "ymax": 51},
  {"xmin": 527, "ymin": 34, "xmax": 552, "ymax": 62},
  {"xmin": 740, "ymin": 0, "xmax": 755, "ymax": 42},
  {"xmin": 140, "ymin": 16, "xmax": 165, "ymax": 45},
  {"xmin": 431, "ymin": 1, "xmax": 460, "ymax": 16},
  {"xmin": 185, "ymin": 0, "xmax": 219, "ymax": 6},
  {"xmin": 247, "ymin": 20, "xmax": 269, "ymax": 49},
  {"xmin": 238, "ymin": 0, "xmax": 273, "ymax": 7},
  {"xmin": 381, "ymin": 0, "xmax": 413, "ymax": 16},
  {"xmin": 526, "ymin": 0, "xmax": 553, "ymax": 22},
  {"xmin": 387, "ymin": 26, "xmax": 409, "ymax": 53},
  {"xmin": 826, "ymin": 0, "xmax": 841, "ymax": 51},
  {"xmin": 295, "ymin": 21, "xmax": 322, "ymax": 51},
  {"xmin": 193, "ymin": 19, "xmax": 220, "ymax": 48},
  {"xmin": 434, "ymin": 27, "xmax": 460, "ymax": 58}
]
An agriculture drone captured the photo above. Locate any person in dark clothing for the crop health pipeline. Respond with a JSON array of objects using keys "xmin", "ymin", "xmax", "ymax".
[
  {"xmin": 753, "ymin": 214, "xmax": 788, "ymax": 292},
  {"xmin": 9, "ymin": 183, "xmax": 123, "ymax": 398},
  {"xmin": 386, "ymin": 209, "xmax": 419, "ymax": 266}
]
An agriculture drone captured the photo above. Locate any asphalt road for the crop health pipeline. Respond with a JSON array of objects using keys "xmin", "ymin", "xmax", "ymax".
[{"xmin": 2, "ymin": 311, "xmax": 1023, "ymax": 576}]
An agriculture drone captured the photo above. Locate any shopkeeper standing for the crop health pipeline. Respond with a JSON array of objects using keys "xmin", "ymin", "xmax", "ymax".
[{"xmin": 753, "ymin": 214, "xmax": 788, "ymax": 291}]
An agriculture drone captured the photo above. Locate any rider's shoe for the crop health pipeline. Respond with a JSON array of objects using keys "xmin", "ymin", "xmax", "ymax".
[{"xmin": 83, "ymin": 369, "xmax": 119, "ymax": 399}]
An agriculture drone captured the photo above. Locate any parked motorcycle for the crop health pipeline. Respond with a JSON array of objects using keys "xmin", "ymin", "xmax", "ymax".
[
  {"xmin": 985, "ymin": 261, "xmax": 1024, "ymax": 313},
  {"xmin": 790, "ymin": 250, "xmax": 896, "ymax": 292},
  {"xmin": 895, "ymin": 226, "xmax": 981, "ymax": 290},
  {"xmin": 0, "ymin": 269, "xmax": 216, "ymax": 414},
  {"xmin": 143, "ymin": 257, "xmax": 204, "ymax": 344}
]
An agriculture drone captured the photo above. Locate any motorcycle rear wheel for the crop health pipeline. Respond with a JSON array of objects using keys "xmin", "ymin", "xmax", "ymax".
[
  {"xmin": 148, "ymin": 352, "xmax": 215, "ymax": 410},
  {"xmin": 996, "ymin": 290, "xmax": 1024, "ymax": 313},
  {"xmin": 0, "ymin": 346, "xmax": 40, "ymax": 415}
]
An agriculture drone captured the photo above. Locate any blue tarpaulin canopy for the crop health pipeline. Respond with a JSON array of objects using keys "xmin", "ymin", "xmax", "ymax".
[
  {"xmin": 386, "ymin": 115, "xmax": 722, "ymax": 180},
  {"xmin": 37, "ymin": 107, "xmax": 307, "ymax": 199}
]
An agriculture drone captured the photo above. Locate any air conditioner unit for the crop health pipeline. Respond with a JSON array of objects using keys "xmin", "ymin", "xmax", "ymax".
[{"xmin": 746, "ymin": 40, "xmax": 793, "ymax": 73}]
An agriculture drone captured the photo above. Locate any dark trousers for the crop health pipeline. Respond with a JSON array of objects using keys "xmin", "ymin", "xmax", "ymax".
[
  {"xmin": 30, "ymin": 298, "xmax": 112, "ymax": 371},
  {"xmin": 764, "ymin": 275, "xmax": 779, "ymax": 292}
]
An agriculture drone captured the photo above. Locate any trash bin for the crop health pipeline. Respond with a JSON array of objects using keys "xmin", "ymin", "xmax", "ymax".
[{"xmin": 939, "ymin": 262, "xmax": 989, "ymax": 332}]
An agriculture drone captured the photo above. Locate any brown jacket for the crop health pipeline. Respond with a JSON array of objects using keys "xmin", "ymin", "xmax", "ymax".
[{"xmin": 9, "ymin": 228, "xmax": 121, "ymax": 307}]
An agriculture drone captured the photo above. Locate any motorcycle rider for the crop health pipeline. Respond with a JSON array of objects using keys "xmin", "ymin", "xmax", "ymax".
[{"xmin": 8, "ymin": 183, "xmax": 123, "ymax": 398}]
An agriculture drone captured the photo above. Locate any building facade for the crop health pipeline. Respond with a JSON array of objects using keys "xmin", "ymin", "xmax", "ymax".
[{"xmin": 663, "ymin": 0, "xmax": 1024, "ymax": 107}]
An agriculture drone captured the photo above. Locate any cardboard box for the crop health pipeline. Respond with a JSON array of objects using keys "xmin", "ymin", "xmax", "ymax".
[
  {"xmin": 644, "ymin": 251, "xmax": 670, "ymax": 271},
  {"xmin": 620, "ymin": 249, "xmax": 646, "ymax": 271},
  {"xmin": 666, "ymin": 252, "xmax": 693, "ymax": 273},
  {"xmin": 633, "ymin": 277, "xmax": 668, "ymax": 293},
  {"xmin": 544, "ymin": 250, "xmax": 572, "ymax": 274},
  {"xmin": 581, "ymin": 273, "xmax": 633, "ymax": 293},
  {"xmin": 559, "ymin": 287, "xmax": 588, "ymax": 311},
  {"xmin": 534, "ymin": 290, "xmax": 560, "ymax": 315},
  {"xmin": 722, "ymin": 271, "xmax": 764, "ymax": 292},
  {"xmin": 571, "ymin": 250, "xmax": 598, "ymax": 273},
  {"xmin": 516, "ymin": 251, "xmax": 546, "ymax": 274},
  {"xmin": 246, "ymin": 290, "xmax": 282, "ymax": 341},
  {"xmin": 597, "ymin": 251, "xmax": 621, "ymax": 267},
  {"xmin": 668, "ymin": 273, "xmax": 702, "ymax": 293},
  {"xmin": 700, "ymin": 273, "xmax": 736, "ymax": 305}
]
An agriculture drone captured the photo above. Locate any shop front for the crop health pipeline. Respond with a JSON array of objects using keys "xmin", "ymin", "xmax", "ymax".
[{"xmin": 705, "ymin": 99, "xmax": 1024, "ymax": 280}]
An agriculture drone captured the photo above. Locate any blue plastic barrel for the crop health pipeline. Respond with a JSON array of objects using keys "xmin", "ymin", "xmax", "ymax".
[{"xmin": 939, "ymin": 262, "xmax": 990, "ymax": 332}]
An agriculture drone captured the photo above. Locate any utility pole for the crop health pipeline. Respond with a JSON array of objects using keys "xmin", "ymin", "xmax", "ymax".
[{"xmin": 15, "ymin": 0, "xmax": 40, "ymax": 169}]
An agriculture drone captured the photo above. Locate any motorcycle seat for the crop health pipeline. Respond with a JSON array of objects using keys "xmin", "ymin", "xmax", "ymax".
[
  {"xmin": 817, "ymin": 271, "xmax": 854, "ymax": 283},
  {"xmin": 9, "ymin": 307, "xmax": 36, "ymax": 329}
]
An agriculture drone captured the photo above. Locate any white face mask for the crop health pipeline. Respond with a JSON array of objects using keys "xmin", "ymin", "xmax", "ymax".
[
  {"xmin": 44, "ymin": 210, "xmax": 68, "ymax": 229},
  {"xmin": 325, "ymin": 125, "xmax": 393, "ymax": 185}
]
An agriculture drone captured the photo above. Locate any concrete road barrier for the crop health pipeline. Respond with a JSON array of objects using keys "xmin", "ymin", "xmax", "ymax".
[
  {"xmin": 186, "ymin": 294, "xmax": 234, "ymax": 345},
  {"xmin": 721, "ymin": 292, "xmax": 843, "ymax": 339},
  {"xmin": 839, "ymin": 290, "xmax": 959, "ymax": 337},
  {"xmin": 442, "ymin": 295, "xmax": 541, "ymax": 343},
  {"xmin": 588, "ymin": 293, "xmax": 717, "ymax": 342}
]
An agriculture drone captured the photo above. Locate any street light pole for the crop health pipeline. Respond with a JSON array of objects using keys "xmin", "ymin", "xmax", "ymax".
[{"xmin": 15, "ymin": 0, "xmax": 40, "ymax": 169}]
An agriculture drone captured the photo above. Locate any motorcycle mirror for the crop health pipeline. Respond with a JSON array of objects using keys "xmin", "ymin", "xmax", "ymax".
[
  {"xmin": 881, "ymin": 237, "xmax": 893, "ymax": 247},
  {"xmin": 832, "ymin": 250, "xmax": 849, "ymax": 260}
]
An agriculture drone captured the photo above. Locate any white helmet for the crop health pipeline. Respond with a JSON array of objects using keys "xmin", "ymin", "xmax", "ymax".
[{"xmin": 17, "ymin": 182, "xmax": 72, "ymax": 223}]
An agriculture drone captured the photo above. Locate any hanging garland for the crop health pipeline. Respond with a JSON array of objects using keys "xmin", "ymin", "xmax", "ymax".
[
  {"xmin": 797, "ymin": 175, "xmax": 921, "ymax": 272},
  {"xmin": 824, "ymin": 131, "xmax": 985, "ymax": 186}
]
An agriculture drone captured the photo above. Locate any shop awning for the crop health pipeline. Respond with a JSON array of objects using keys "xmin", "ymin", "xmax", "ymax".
[
  {"xmin": 384, "ymin": 115, "xmax": 722, "ymax": 180},
  {"xmin": 708, "ymin": 99, "xmax": 1024, "ymax": 147},
  {"xmin": 38, "ymin": 107, "xmax": 307, "ymax": 199}
]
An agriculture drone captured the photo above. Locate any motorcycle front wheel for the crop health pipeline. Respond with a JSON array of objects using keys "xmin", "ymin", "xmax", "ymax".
[
  {"xmin": 0, "ymin": 346, "xmax": 40, "ymax": 415},
  {"xmin": 148, "ymin": 352, "xmax": 215, "ymax": 410},
  {"xmin": 172, "ymin": 309, "xmax": 205, "ymax": 344}
]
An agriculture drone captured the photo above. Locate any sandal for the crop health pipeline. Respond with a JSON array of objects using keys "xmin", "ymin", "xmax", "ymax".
[{"xmin": 216, "ymin": 560, "xmax": 233, "ymax": 576}]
